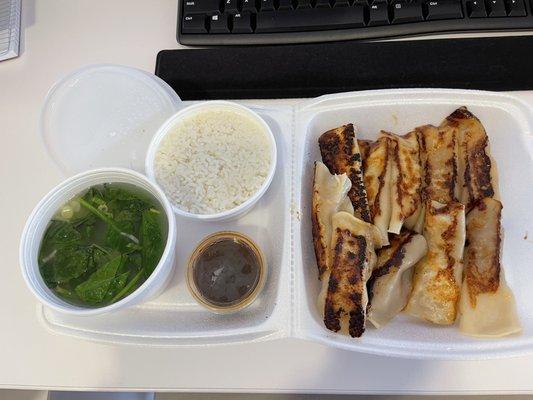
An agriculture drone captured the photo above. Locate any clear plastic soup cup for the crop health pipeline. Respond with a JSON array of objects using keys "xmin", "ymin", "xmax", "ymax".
[
  {"xmin": 19, "ymin": 168, "xmax": 177, "ymax": 316},
  {"xmin": 145, "ymin": 101, "xmax": 277, "ymax": 221}
]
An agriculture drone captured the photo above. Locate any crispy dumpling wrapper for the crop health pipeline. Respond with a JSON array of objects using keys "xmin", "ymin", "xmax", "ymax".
[
  {"xmin": 459, "ymin": 198, "xmax": 520, "ymax": 337},
  {"xmin": 406, "ymin": 200, "xmax": 465, "ymax": 325},
  {"xmin": 417, "ymin": 124, "xmax": 459, "ymax": 204},
  {"xmin": 319, "ymin": 124, "xmax": 371, "ymax": 222},
  {"xmin": 367, "ymin": 231, "xmax": 428, "ymax": 329},
  {"xmin": 311, "ymin": 162, "xmax": 353, "ymax": 279},
  {"xmin": 320, "ymin": 211, "xmax": 381, "ymax": 337},
  {"xmin": 363, "ymin": 136, "xmax": 392, "ymax": 245},
  {"xmin": 445, "ymin": 107, "xmax": 496, "ymax": 209},
  {"xmin": 357, "ymin": 139, "xmax": 372, "ymax": 162},
  {"xmin": 380, "ymin": 130, "xmax": 423, "ymax": 234}
]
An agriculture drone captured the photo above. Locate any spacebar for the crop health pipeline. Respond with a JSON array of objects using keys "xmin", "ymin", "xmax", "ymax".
[{"xmin": 256, "ymin": 8, "xmax": 365, "ymax": 33}]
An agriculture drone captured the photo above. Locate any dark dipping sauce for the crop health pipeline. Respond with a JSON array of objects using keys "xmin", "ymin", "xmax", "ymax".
[{"xmin": 189, "ymin": 232, "xmax": 264, "ymax": 310}]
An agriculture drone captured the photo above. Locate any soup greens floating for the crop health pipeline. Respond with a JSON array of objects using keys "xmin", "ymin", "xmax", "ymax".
[{"xmin": 38, "ymin": 183, "xmax": 167, "ymax": 307}]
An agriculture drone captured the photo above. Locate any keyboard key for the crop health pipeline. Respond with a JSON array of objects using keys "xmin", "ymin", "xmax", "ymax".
[
  {"xmin": 223, "ymin": 0, "xmax": 239, "ymax": 12},
  {"xmin": 209, "ymin": 13, "xmax": 230, "ymax": 32},
  {"xmin": 486, "ymin": 0, "xmax": 507, "ymax": 15},
  {"xmin": 468, "ymin": 0, "xmax": 487, "ymax": 15},
  {"xmin": 256, "ymin": 7, "xmax": 365, "ymax": 32},
  {"xmin": 184, "ymin": 0, "xmax": 221, "ymax": 13},
  {"xmin": 368, "ymin": 2, "xmax": 389, "ymax": 25},
  {"xmin": 261, "ymin": 0, "xmax": 276, "ymax": 9},
  {"xmin": 242, "ymin": 0, "xmax": 258, "ymax": 12},
  {"xmin": 233, "ymin": 12, "xmax": 254, "ymax": 32},
  {"xmin": 182, "ymin": 14, "xmax": 208, "ymax": 33},
  {"xmin": 507, "ymin": 0, "xmax": 526, "ymax": 15},
  {"xmin": 391, "ymin": 2, "xmax": 424, "ymax": 23},
  {"xmin": 297, "ymin": 0, "xmax": 313, "ymax": 8},
  {"xmin": 425, "ymin": 0, "xmax": 463, "ymax": 20},
  {"xmin": 333, "ymin": 0, "xmax": 351, "ymax": 6},
  {"xmin": 277, "ymin": 0, "xmax": 294, "ymax": 8},
  {"xmin": 314, "ymin": 0, "xmax": 331, "ymax": 7}
]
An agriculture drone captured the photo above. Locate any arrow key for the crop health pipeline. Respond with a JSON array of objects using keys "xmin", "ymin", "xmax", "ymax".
[
  {"xmin": 468, "ymin": 0, "xmax": 487, "ymax": 16},
  {"xmin": 507, "ymin": 0, "xmax": 527, "ymax": 15},
  {"xmin": 486, "ymin": 0, "xmax": 507, "ymax": 16}
]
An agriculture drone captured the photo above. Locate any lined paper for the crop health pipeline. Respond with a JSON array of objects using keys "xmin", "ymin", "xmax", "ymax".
[{"xmin": 0, "ymin": 0, "xmax": 21, "ymax": 61}]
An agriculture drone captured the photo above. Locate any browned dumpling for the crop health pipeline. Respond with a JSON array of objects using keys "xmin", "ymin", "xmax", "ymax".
[
  {"xmin": 445, "ymin": 107, "xmax": 496, "ymax": 209},
  {"xmin": 405, "ymin": 200, "xmax": 465, "ymax": 325},
  {"xmin": 318, "ymin": 124, "xmax": 371, "ymax": 222},
  {"xmin": 417, "ymin": 123, "xmax": 460, "ymax": 204},
  {"xmin": 357, "ymin": 139, "xmax": 372, "ymax": 162},
  {"xmin": 459, "ymin": 197, "xmax": 520, "ymax": 337},
  {"xmin": 311, "ymin": 162, "xmax": 353, "ymax": 279},
  {"xmin": 362, "ymin": 136, "xmax": 392, "ymax": 245},
  {"xmin": 380, "ymin": 130, "xmax": 423, "ymax": 234},
  {"xmin": 321, "ymin": 211, "xmax": 382, "ymax": 337},
  {"xmin": 367, "ymin": 230, "xmax": 427, "ymax": 328}
]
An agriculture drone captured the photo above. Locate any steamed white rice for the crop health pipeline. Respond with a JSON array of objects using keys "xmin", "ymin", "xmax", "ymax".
[{"xmin": 154, "ymin": 108, "xmax": 271, "ymax": 214}]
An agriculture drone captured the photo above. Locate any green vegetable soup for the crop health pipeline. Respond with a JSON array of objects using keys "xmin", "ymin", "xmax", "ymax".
[{"xmin": 38, "ymin": 183, "xmax": 168, "ymax": 307}]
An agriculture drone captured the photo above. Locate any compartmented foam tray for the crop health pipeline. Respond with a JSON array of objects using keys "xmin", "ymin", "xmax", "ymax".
[{"xmin": 41, "ymin": 89, "xmax": 533, "ymax": 359}]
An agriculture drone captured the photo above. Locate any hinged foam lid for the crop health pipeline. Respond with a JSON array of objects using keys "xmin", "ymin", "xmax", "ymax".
[{"xmin": 41, "ymin": 64, "xmax": 181, "ymax": 174}]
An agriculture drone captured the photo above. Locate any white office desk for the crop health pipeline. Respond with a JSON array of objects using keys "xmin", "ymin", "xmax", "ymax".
[{"xmin": 2, "ymin": 0, "xmax": 533, "ymax": 393}]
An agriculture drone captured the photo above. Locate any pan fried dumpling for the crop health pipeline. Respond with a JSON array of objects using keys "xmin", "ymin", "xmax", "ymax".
[
  {"xmin": 319, "ymin": 124, "xmax": 371, "ymax": 222},
  {"xmin": 417, "ymin": 124, "xmax": 459, "ymax": 204},
  {"xmin": 311, "ymin": 161, "xmax": 353, "ymax": 279},
  {"xmin": 367, "ymin": 231, "xmax": 427, "ymax": 328},
  {"xmin": 357, "ymin": 139, "xmax": 372, "ymax": 162},
  {"xmin": 363, "ymin": 137, "xmax": 392, "ymax": 245},
  {"xmin": 321, "ymin": 211, "xmax": 382, "ymax": 337},
  {"xmin": 405, "ymin": 200, "xmax": 465, "ymax": 325},
  {"xmin": 446, "ymin": 107, "xmax": 496, "ymax": 209},
  {"xmin": 459, "ymin": 198, "xmax": 520, "ymax": 337},
  {"xmin": 380, "ymin": 130, "xmax": 423, "ymax": 234}
]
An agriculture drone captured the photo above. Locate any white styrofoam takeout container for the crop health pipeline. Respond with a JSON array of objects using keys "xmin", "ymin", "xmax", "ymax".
[
  {"xmin": 19, "ymin": 168, "xmax": 177, "ymax": 316},
  {"xmin": 36, "ymin": 87, "xmax": 533, "ymax": 360},
  {"xmin": 145, "ymin": 101, "xmax": 278, "ymax": 222},
  {"xmin": 39, "ymin": 103, "xmax": 292, "ymax": 346},
  {"xmin": 294, "ymin": 89, "xmax": 533, "ymax": 360}
]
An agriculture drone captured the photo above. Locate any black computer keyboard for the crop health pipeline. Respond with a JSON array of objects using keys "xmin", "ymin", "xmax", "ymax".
[{"xmin": 177, "ymin": 0, "xmax": 533, "ymax": 44}]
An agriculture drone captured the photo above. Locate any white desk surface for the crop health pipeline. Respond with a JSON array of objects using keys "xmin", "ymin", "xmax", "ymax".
[{"xmin": 3, "ymin": 0, "xmax": 533, "ymax": 393}]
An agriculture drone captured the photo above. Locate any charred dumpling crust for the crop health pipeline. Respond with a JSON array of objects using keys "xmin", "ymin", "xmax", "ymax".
[
  {"xmin": 311, "ymin": 183, "xmax": 327, "ymax": 278},
  {"xmin": 324, "ymin": 229, "xmax": 367, "ymax": 337},
  {"xmin": 417, "ymin": 124, "xmax": 458, "ymax": 204},
  {"xmin": 323, "ymin": 212, "xmax": 379, "ymax": 338},
  {"xmin": 319, "ymin": 124, "xmax": 371, "ymax": 223},
  {"xmin": 446, "ymin": 107, "xmax": 495, "ymax": 209}
]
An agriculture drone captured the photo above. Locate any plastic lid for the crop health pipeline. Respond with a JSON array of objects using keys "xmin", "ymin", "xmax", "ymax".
[{"xmin": 41, "ymin": 64, "xmax": 181, "ymax": 174}]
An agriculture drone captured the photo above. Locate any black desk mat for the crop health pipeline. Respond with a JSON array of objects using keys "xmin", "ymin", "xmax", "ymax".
[{"xmin": 155, "ymin": 37, "xmax": 533, "ymax": 100}]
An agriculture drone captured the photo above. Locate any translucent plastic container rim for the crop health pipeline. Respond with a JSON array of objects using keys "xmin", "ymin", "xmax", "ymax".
[
  {"xmin": 19, "ymin": 168, "xmax": 177, "ymax": 316},
  {"xmin": 39, "ymin": 63, "xmax": 182, "ymax": 174},
  {"xmin": 145, "ymin": 101, "xmax": 278, "ymax": 221}
]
